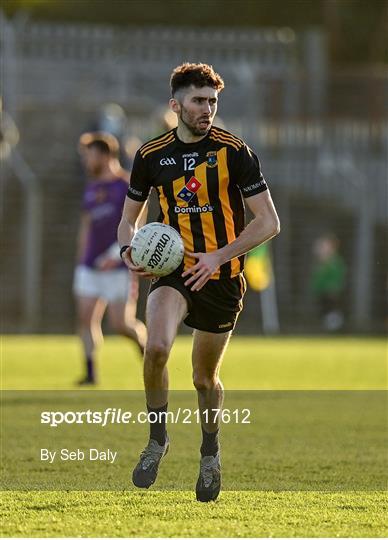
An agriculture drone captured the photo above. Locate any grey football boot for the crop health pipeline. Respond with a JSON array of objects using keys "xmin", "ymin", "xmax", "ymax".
[
  {"xmin": 196, "ymin": 452, "xmax": 221, "ymax": 502},
  {"xmin": 132, "ymin": 436, "xmax": 169, "ymax": 488}
]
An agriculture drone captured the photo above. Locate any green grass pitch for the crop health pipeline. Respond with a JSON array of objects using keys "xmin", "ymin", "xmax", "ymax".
[{"xmin": 1, "ymin": 335, "xmax": 387, "ymax": 537}]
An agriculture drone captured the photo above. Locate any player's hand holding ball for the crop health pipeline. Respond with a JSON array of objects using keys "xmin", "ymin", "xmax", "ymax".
[{"xmin": 123, "ymin": 222, "xmax": 184, "ymax": 278}]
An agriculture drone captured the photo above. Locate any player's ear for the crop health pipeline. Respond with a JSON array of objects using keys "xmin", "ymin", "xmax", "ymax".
[{"xmin": 169, "ymin": 98, "xmax": 180, "ymax": 114}]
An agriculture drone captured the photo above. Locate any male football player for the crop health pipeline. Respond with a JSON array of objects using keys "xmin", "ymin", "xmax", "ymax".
[
  {"xmin": 118, "ymin": 63, "xmax": 280, "ymax": 501},
  {"xmin": 74, "ymin": 132, "xmax": 146, "ymax": 384}
]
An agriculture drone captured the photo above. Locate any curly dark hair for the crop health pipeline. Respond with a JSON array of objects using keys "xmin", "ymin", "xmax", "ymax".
[{"xmin": 170, "ymin": 63, "xmax": 225, "ymax": 96}]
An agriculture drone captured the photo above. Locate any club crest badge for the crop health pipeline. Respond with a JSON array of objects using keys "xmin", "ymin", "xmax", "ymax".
[{"xmin": 206, "ymin": 151, "xmax": 218, "ymax": 168}]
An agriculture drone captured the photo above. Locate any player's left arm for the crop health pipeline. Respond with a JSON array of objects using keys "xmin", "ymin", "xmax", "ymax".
[{"xmin": 183, "ymin": 190, "xmax": 280, "ymax": 291}]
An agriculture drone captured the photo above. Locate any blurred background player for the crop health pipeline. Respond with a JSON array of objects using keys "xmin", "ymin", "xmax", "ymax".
[
  {"xmin": 311, "ymin": 233, "xmax": 347, "ymax": 332},
  {"xmin": 74, "ymin": 131, "xmax": 146, "ymax": 385}
]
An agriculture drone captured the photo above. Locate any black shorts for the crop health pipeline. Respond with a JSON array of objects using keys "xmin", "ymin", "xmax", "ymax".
[{"xmin": 149, "ymin": 272, "xmax": 247, "ymax": 334}]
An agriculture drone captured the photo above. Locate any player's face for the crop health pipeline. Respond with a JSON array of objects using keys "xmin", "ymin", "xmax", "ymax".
[
  {"xmin": 174, "ymin": 86, "xmax": 218, "ymax": 137},
  {"xmin": 81, "ymin": 147, "xmax": 107, "ymax": 176}
]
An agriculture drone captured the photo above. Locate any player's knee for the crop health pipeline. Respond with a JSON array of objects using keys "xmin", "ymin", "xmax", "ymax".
[
  {"xmin": 144, "ymin": 341, "xmax": 170, "ymax": 367},
  {"xmin": 192, "ymin": 373, "xmax": 218, "ymax": 392}
]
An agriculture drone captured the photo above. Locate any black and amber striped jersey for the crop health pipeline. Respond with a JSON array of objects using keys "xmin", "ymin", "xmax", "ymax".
[{"xmin": 127, "ymin": 126, "xmax": 268, "ymax": 279}]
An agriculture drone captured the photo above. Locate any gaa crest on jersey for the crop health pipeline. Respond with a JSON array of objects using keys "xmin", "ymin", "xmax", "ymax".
[
  {"xmin": 206, "ymin": 151, "xmax": 218, "ymax": 168},
  {"xmin": 177, "ymin": 176, "xmax": 202, "ymax": 203}
]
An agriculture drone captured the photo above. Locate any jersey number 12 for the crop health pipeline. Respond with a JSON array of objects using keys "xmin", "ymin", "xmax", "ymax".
[{"xmin": 183, "ymin": 157, "xmax": 196, "ymax": 171}]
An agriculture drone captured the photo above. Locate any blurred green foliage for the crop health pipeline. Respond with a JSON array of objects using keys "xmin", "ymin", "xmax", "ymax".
[{"xmin": 2, "ymin": 0, "xmax": 388, "ymax": 65}]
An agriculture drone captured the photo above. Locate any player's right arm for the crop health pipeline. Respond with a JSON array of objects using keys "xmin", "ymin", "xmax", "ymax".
[
  {"xmin": 118, "ymin": 148, "xmax": 153, "ymax": 276},
  {"xmin": 117, "ymin": 197, "xmax": 148, "ymax": 272}
]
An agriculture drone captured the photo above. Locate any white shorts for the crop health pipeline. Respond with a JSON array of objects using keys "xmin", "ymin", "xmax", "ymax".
[{"xmin": 73, "ymin": 265, "xmax": 133, "ymax": 303}]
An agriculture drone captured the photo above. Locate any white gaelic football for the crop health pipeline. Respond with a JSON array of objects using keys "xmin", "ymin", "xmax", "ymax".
[{"xmin": 130, "ymin": 222, "xmax": 184, "ymax": 277}]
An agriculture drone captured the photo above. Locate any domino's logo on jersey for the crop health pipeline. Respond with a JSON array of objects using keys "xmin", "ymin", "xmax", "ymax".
[{"xmin": 177, "ymin": 176, "xmax": 202, "ymax": 203}]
